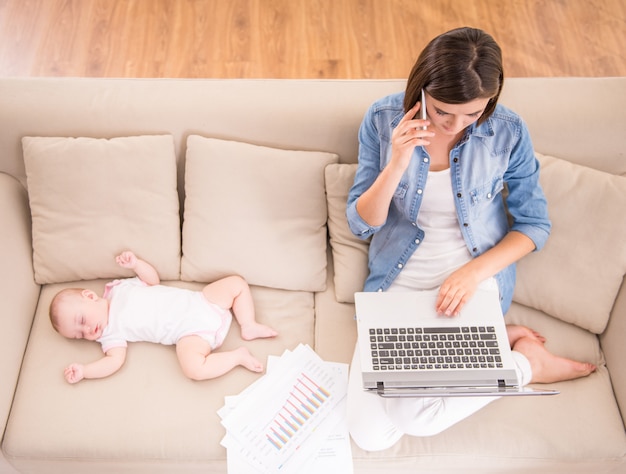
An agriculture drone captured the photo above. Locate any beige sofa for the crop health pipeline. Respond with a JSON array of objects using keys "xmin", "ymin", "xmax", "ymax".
[{"xmin": 1, "ymin": 77, "xmax": 625, "ymax": 474}]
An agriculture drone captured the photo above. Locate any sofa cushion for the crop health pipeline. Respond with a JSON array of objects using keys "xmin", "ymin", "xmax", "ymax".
[
  {"xmin": 22, "ymin": 135, "xmax": 181, "ymax": 284},
  {"xmin": 352, "ymin": 302, "xmax": 624, "ymax": 466},
  {"xmin": 182, "ymin": 136, "xmax": 338, "ymax": 291},
  {"xmin": 351, "ymin": 364, "xmax": 626, "ymax": 467},
  {"xmin": 514, "ymin": 153, "xmax": 626, "ymax": 334},
  {"xmin": 324, "ymin": 163, "xmax": 370, "ymax": 303},
  {"xmin": 4, "ymin": 282, "xmax": 315, "ymax": 467}
]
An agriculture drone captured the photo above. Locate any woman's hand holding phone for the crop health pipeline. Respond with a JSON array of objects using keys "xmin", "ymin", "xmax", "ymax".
[{"xmin": 390, "ymin": 94, "xmax": 433, "ymax": 170}]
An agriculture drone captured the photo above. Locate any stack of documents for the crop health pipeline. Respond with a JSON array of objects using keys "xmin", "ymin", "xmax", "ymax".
[{"xmin": 218, "ymin": 344, "xmax": 353, "ymax": 473}]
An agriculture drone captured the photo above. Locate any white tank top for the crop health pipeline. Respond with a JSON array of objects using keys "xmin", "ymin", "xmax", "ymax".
[{"xmin": 390, "ymin": 168, "xmax": 473, "ymax": 291}]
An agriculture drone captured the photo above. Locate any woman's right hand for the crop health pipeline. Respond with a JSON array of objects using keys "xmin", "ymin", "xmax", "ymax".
[
  {"xmin": 355, "ymin": 102, "xmax": 434, "ymax": 227},
  {"xmin": 389, "ymin": 102, "xmax": 433, "ymax": 172}
]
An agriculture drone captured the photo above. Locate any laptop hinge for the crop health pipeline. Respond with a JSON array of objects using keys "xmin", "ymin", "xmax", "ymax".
[
  {"xmin": 377, "ymin": 381, "xmax": 385, "ymax": 395},
  {"xmin": 498, "ymin": 379, "xmax": 506, "ymax": 388}
]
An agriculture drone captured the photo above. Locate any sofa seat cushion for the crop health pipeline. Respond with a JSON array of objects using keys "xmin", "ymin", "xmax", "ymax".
[
  {"xmin": 182, "ymin": 136, "xmax": 338, "ymax": 292},
  {"xmin": 514, "ymin": 153, "xmax": 626, "ymax": 334},
  {"xmin": 3, "ymin": 282, "xmax": 314, "ymax": 469},
  {"xmin": 315, "ymin": 254, "xmax": 626, "ymax": 466},
  {"xmin": 22, "ymin": 135, "xmax": 181, "ymax": 284},
  {"xmin": 352, "ymin": 374, "xmax": 626, "ymax": 466},
  {"xmin": 349, "ymin": 302, "xmax": 626, "ymax": 465}
]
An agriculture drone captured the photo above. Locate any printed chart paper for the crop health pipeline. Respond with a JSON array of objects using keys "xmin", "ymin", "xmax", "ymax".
[{"xmin": 219, "ymin": 344, "xmax": 352, "ymax": 473}]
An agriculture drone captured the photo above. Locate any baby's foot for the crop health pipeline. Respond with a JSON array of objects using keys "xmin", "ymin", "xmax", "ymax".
[
  {"xmin": 235, "ymin": 347, "xmax": 264, "ymax": 373},
  {"xmin": 513, "ymin": 336, "xmax": 596, "ymax": 384},
  {"xmin": 240, "ymin": 322, "xmax": 278, "ymax": 341},
  {"xmin": 506, "ymin": 324, "xmax": 546, "ymax": 347}
]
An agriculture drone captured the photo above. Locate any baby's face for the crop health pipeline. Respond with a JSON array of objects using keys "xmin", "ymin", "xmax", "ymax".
[{"xmin": 56, "ymin": 290, "xmax": 108, "ymax": 341}]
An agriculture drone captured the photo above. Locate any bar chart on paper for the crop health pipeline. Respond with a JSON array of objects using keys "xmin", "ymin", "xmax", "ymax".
[
  {"xmin": 220, "ymin": 345, "xmax": 347, "ymax": 473},
  {"xmin": 266, "ymin": 373, "xmax": 331, "ymax": 451}
]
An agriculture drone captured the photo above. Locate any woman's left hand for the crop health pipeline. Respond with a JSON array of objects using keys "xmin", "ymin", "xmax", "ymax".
[{"xmin": 435, "ymin": 266, "xmax": 480, "ymax": 316}]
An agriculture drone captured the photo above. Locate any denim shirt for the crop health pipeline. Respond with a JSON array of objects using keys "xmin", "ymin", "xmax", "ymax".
[{"xmin": 346, "ymin": 92, "xmax": 551, "ymax": 314}]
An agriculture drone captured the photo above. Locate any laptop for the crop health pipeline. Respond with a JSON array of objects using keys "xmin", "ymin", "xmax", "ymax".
[{"xmin": 355, "ymin": 288, "xmax": 558, "ymax": 397}]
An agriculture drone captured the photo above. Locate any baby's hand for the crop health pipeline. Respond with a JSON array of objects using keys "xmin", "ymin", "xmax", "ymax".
[
  {"xmin": 116, "ymin": 251, "xmax": 137, "ymax": 269},
  {"xmin": 64, "ymin": 363, "xmax": 85, "ymax": 384}
]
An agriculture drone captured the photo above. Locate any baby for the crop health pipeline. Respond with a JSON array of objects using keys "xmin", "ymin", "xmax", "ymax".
[{"xmin": 50, "ymin": 251, "xmax": 278, "ymax": 384}]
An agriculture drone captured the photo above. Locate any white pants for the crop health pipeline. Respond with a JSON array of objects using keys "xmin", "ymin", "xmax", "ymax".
[{"xmin": 347, "ymin": 344, "xmax": 532, "ymax": 451}]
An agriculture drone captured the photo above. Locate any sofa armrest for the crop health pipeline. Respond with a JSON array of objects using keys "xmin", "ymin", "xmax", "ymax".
[
  {"xmin": 600, "ymin": 276, "xmax": 626, "ymax": 429},
  {"xmin": 0, "ymin": 173, "xmax": 40, "ymax": 445}
]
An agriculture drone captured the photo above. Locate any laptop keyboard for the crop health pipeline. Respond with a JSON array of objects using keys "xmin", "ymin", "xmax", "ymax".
[{"xmin": 368, "ymin": 326, "xmax": 503, "ymax": 371}]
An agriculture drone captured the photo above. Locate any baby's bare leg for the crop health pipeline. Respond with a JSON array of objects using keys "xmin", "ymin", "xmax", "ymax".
[
  {"xmin": 202, "ymin": 275, "xmax": 278, "ymax": 340},
  {"xmin": 176, "ymin": 335, "xmax": 263, "ymax": 381}
]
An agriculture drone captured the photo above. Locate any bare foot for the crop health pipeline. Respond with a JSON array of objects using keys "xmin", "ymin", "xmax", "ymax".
[
  {"xmin": 235, "ymin": 347, "xmax": 264, "ymax": 373},
  {"xmin": 513, "ymin": 336, "xmax": 596, "ymax": 384},
  {"xmin": 506, "ymin": 324, "xmax": 546, "ymax": 347},
  {"xmin": 240, "ymin": 322, "xmax": 278, "ymax": 341}
]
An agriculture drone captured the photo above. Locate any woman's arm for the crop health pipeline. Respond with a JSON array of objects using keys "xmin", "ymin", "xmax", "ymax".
[
  {"xmin": 355, "ymin": 102, "xmax": 432, "ymax": 226},
  {"xmin": 437, "ymin": 115, "xmax": 549, "ymax": 316},
  {"xmin": 436, "ymin": 230, "xmax": 536, "ymax": 317}
]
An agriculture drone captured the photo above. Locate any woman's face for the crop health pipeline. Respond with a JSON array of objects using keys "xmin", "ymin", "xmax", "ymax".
[{"xmin": 424, "ymin": 92, "xmax": 491, "ymax": 137}]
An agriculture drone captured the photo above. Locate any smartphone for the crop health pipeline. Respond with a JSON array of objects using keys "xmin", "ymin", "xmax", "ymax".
[{"xmin": 420, "ymin": 89, "xmax": 427, "ymax": 130}]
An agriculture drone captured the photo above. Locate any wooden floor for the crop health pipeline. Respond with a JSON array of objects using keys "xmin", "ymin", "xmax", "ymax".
[{"xmin": 0, "ymin": 0, "xmax": 624, "ymax": 79}]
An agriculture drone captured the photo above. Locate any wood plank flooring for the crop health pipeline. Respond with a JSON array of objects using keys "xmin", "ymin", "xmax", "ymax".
[{"xmin": 0, "ymin": 0, "xmax": 624, "ymax": 78}]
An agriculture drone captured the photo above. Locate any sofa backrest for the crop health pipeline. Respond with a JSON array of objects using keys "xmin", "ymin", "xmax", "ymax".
[
  {"xmin": 498, "ymin": 77, "xmax": 625, "ymax": 176},
  {"xmin": 1, "ymin": 77, "xmax": 625, "ymax": 191},
  {"xmin": 0, "ymin": 79, "xmax": 400, "ymax": 190}
]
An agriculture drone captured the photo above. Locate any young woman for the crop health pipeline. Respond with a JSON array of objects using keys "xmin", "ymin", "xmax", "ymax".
[{"xmin": 346, "ymin": 27, "xmax": 595, "ymax": 451}]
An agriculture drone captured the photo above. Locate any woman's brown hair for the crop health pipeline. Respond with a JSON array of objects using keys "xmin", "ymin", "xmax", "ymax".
[{"xmin": 404, "ymin": 27, "xmax": 503, "ymax": 125}]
